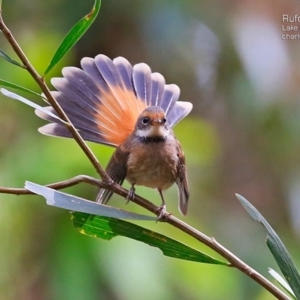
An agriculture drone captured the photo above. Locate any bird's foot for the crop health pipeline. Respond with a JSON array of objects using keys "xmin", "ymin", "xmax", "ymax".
[
  {"xmin": 126, "ymin": 186, "xmax": 135, "ymax": 204},
  {"xmin": 156, "ymin": 204, "xmax": 171, "ymax": 221}
]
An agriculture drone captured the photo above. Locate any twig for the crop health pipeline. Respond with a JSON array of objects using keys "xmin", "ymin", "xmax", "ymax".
[
  {"xmin": 0, "ymin": 176, "xmax": 102, "ymax": 195},
  {"xmin": 166, "ymin": 218, "xmax": 290, "ymax": 300}
]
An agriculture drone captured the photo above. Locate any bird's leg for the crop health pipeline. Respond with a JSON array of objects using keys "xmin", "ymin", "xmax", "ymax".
[
  {"xmin": 157, "ymin": 189, "xmax": 168, "ymax": 220},
  {"xmin": 126, "ymin": 184, "xmax": 135, "ymax": 203}
]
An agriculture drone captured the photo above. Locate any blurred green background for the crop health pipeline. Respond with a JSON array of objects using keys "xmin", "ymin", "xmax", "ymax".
[{"xmin": 1, "ymin": 0, "xmax": 300, "ymax": 299}]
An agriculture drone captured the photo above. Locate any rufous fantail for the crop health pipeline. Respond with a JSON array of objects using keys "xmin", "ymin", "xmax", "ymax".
[{"xmin": 36, "ymin": 55, "xmax": 193, "ymax": 217}]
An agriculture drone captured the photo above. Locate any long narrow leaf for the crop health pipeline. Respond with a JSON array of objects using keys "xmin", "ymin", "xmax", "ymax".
[
  {"xmin": 25, "ymin": 181, "xmax": 156, "ymax": 221},
  {"xmin": 237, "ymin": 194, "xmax": 300, "ymax": 299},
  {"xmin": 0, "ymin": 79, "xmax": 41, "ymax": 98},
  {"xmin": 44, "ymin": 0, "xmax": 101, "ymax": 75},
  {"xmin": 0, "ymin": 88, "xmax": 65, "ymax": 123},
  {"xmin": 269, "ymin": 268, "xmax": 296, "ymax": 299},
  {"xmin": 0, "ymin": 49, "xmax": 24, "ymax": 68},
  {"xmin": 72, "ymin": 211, "xmax": 229, "ymax": 265}
]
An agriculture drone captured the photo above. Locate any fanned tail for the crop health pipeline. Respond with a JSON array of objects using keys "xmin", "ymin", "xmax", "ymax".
[{"xmin": 36, "ymin": 54, "xmax": 193, "ymax": 147}]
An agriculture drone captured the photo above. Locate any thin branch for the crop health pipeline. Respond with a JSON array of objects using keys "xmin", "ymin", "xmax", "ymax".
[
  {"xmin": 0, "ymin": 12, "xmax": 109, "ymax": 182},
  {"xmin": 166, "ymin": 218, "xmax": 290, "ymax": 300},
  {"xmin": 0, "ymin": 176, "xmax": 101, "ymax": 195}
]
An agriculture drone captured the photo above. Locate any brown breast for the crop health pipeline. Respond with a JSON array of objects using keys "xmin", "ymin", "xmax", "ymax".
[{"xmin": 126, "ymin": 136, "xmax": 179, "ymax": 190}]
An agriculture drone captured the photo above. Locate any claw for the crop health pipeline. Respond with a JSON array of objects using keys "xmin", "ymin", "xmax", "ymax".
[
  {"xmin": 156, "ymin": 204, "xmax": 167, "ymax": 220},
  {"xmin": 156, "ymin": 189, "xmax": 171, "ymax": 221},
  {"xmin": 126, "ymin": 185, "xmax": 135, "ymax": 203}
]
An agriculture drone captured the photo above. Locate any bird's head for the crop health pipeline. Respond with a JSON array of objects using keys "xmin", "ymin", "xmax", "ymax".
[{"xmin": 135, "ymin": 107, "xmax": 170, "ymax": 142}]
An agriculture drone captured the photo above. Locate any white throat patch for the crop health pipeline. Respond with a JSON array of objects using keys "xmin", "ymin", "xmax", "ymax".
[{"xmin": 137, "ymin": 125, "xmax": 168, "ymax": 138}]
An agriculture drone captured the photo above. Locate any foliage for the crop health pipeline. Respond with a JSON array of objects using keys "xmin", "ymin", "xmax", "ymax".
[{"xmin": 0, "ymin": 1, "xmax": 300, "ymax": 300}]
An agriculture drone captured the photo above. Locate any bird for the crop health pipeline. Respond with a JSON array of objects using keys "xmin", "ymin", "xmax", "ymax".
[{"xmin": 35, "ymin": 54, "xmax": 193, "ymax": 217}]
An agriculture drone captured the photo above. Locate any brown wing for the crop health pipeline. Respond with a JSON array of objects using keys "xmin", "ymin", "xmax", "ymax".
[
  {"xmin": 96, "ymin": 141, "xmax": 130, "ymax": 204},
  {"xmin": 175, "ymin": 142, "xmax": 189, "ymax": 215}
]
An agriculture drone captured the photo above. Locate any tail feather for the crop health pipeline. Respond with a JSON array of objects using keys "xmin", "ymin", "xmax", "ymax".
[
  {"xmin": 60, "ymin": 67, "xmax": 104, "ymax": 108},
  {"xmin": 113, "ymin": 57, "xmax": 134, "ymax": 91},
  {"xmin": 81, "ymin": 57, "xmax": 109, "ymax": 92},
  {"xmin": 167, "ymin": 101, "xmax": 193, "ymax": 128},
  {"xmin": 94, "ymin": 55, "xmax": 131, "ymax": 114},
  {"xmin": 81, "ymin": 56, "xmax": 133, "ymax": 124},
  {"xmin": 42, "ymin": 92, "xmax": 114, "ymax": 133},
  {"xmin": 150, "ymin": 72, "xmax": 165, "ymax": 107},
  {"xmin": 113, "ymin": 57, "xmax": 142, "ymax": 115},
  {"xmin": 36, "ymin": 105, "xmax": 115, "ymax": 144},
  {"xmin": 38, "ymin": 123, "xmax": 111, "ymax": 145},
  {"xmin": 132, "ymin": 63, "xmax": 152, "ymax": 106},
  {"xmin": 95, "ymin": 55, "xmax": 125, "ymax": 91},
  {"xmin": 50, "ymin": 81, "xmax": 103, "ymax": 120},
  {"xmin": 176, "ymin": 172, "xmax": 189, "ymax": 216},
  {"xmin": 161, "ymin": 84, "xmax": 180, "ymax": 115}
]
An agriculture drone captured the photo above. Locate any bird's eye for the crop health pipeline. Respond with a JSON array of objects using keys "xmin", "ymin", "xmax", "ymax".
[
  {"xmin": 142, "ymin": 117, "xmax": 149, "ymax": 125},
  {"xmin": 162, "ymin": 117, "xmax": 166, "ymax": 124}
]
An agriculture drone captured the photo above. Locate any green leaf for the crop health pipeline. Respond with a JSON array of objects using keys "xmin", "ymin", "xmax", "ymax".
[
  {"xmin": 0, "ymin": 49, "xmax": 24, "ymax": 68},
  {"xmin": 72, "ymin": 212, "xmax": 229, "ymax": 265},
  {"xmin": 44, "ymin": 0, "xmax": 101, "ymax": 75},
  {"xmin": 25, "ymin": 181, "xmax": 156, "ymax": 221},
  {"xmin": 237, "ymin": 194, "xmax": 300, "ymax": 299},
  {"xmin": 0, "ymin": 79, "xmax": 42, "ymax": 98},
  {"xmin": 269, "ymin": 268, "xmax": 296, "ymax": 299}
]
